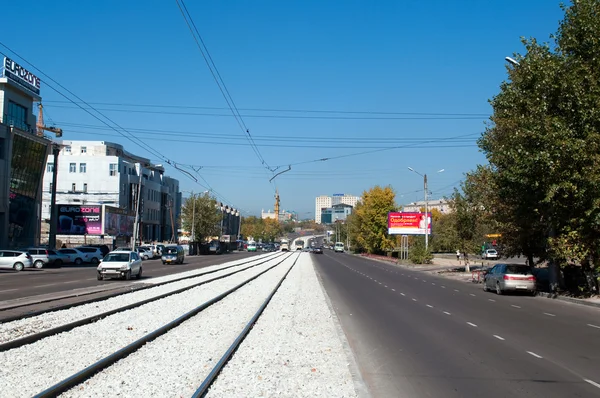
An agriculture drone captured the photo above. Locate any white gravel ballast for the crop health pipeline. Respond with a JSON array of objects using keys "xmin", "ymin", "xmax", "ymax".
[
  {"xmin": 60, "ymin": 254, "xmax": 298, "ymax": 397},
  {"xmin": 0, "ymin": 254, "xmax": 291, "ymax": 398},
  {"xmin": 0, "ymin": 253, "xmax": 278, "ymax": 344},
  {"xmin": 206, "ymin": 253, "xmax": 359, "ymax": 397}
]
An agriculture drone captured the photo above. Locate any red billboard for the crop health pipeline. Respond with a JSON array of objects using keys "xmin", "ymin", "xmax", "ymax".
[{"xmin": 388, "ymin": 212, "xmax": 432, "ymax": 235}]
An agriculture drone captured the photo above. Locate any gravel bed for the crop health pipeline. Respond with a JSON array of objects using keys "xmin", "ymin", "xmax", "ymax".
[
  {"xmin": 0, "ymin": 253, "xmax": 275, "ymax": 344},
  {"xmin": 60, "ymin": 254, "xmax": 298, "ymax": 397},
  {"xmin": 206, "ymin": 253, "xmax": 358, "ymax": 397},
  {"xmin": 0, "ymin": 254, "xmax": 290, "ymax": 398}
]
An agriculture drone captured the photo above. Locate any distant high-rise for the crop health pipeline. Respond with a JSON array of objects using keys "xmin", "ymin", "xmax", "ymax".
[{"xmin": 315, "ymin": 194, "xmax": 360, "ymax": 224}]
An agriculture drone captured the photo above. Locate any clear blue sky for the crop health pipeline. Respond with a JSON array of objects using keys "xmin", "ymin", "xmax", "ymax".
[{"xmin": 2, "ymin": 0, "xmax": 565, "ymax": 217}]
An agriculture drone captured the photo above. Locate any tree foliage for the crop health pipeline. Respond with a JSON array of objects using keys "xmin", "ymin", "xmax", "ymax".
[
  {"xmin": 240, "ymin": 216, "xmax": 283, "ymax": 242},
  {"xmin": 181, "ymin": 192, "xmax": 221, "ymax": 242},
  {"xmin": 348, "ymin": 185, "xmax": 396, "ymax": 254}
]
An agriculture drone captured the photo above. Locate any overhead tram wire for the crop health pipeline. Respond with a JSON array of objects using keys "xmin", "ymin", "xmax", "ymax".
[{"xmin": 174, "ymin": 0, "xmax": 274, "ymax": 179}]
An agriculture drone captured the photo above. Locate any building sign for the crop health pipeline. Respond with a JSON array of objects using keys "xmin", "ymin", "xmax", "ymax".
[
  {"xmin": 103, "ymin": 205, "xmax": 135, "ymax": 237},
  {"xmin": 388, "ymin": 212, "xmax": 432, "ymax": 235},
  {"xmin": 2, "ymin": 57, "xmax": 41, "ymax": 96},
  {"xmin": 57, "ymin": 205, "xmax": 102, "ymax": 235},
  {"xmin": 333, "ymin": 193, "xmax": 344, "ymax": 196}
]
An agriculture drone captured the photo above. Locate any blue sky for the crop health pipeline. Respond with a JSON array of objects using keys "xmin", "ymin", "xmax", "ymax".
[{"xmin": 2, "ymin": 1, "xmax": 565, "ymax": 217}]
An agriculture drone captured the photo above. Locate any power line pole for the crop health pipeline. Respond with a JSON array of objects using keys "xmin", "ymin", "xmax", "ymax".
[
  {"xmin": 132, "ymin": 165, "xmax": 143, "ymax": 250},
  {"xmin": 424, "ymin": 173, "xmax": 429, "ymax": 250},
  {"xmin": 48, "ymin": 144, "xmax": 60, "ymax": 249}
]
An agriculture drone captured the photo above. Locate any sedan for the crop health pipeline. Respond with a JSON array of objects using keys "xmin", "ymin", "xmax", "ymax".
[
  {"xmin": 312, "ymin": 246, "xmax": 323, "ymax": 254},
  {"xmin": 0, "ymin": 250, "xmax": 33, "ymax": 271},
  {"xmin": 483, "ymin": 263, "xmax": 536, "ymax": 295},
  {"xmin": 482, "ymin": 249, "xmax": 499, "ymax": 260},
  {"xmin": 57, "ymin": 248, "xmax": 89, "ymax": 265}
]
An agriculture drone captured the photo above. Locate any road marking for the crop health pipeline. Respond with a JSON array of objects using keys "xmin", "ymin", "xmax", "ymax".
[
  {"xmin": 493, "ymin": 335, "xmax": 505, "ymax": 340},
  {"xmin": 426, "ymin": 304, "xmax": 433, "ymax": 308},
  {"xmin": 584, "ymin": 379, "xmax": 600, "ymax": 389},
  {"xmin": 391, "ymin": 288, "xmax": 395, "ymax": 291},
  {"xmin": 470, "ymin": 294, "xmax": 476, "ymax": 297},
  {"xmin": 511, "ymin": 305, "xmax": 521, "ymax": 309},
  {"xmin": 467, "ymin": 322, "xmax": 478, "ymax": 327},
  {"xmin": 527, "ymin": 351, "xmax": 543, "ymax": 359},
  {"xmin": 432, "ymin": 282, "xmax": 436, "ymax": 285},
  {"xmin": 443, "ymin": 311, "xmax": 451, "ymax": 315},
  {"xmin": 422, "ymin": 279, "xmax": 427, "ymax": 282},
  {"xmin": 488, "ymin": 299, "xmax": 496, "ymax": 302},
  {"xmin": 454, "ymin": 289, "xmax": 460, "ymax": 292},
  {"xmin": 400, "ymin": 293, "xmax": 406, "ymax": 296},
  {"xmin": 384, "ymin": 285, "xmax": 388, "ymax": 288},
  {"xmin": 587, "ymin": 324, "xmax": 600, "ymax": 329},
  {"xmin": 441, "ymin": 286, "xmax": 446, "ymax": 288},
  {"xmin": 412, "ymin": 298, "xmax": 417, "ymax": 302},
  {"xmin": 0, "ymin": 288, "xmax": 18, "ymax": 293},
  {"xmin": 378, "ymin": 282, "xmax": 382, "ymax": 285},
  {"xmin": 543, "ymin": 313, "xmax": 556, "ymax": 317}
]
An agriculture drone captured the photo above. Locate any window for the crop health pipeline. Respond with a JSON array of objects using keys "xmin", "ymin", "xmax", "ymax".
[
  {"xmin": 109, "ymin": 163, "xmax": 118, "ymax": 176},
  {"xmin": 71, "ymin": 183, "xmax": 76, "ymax": 192},
  {"xmin": 80, "ymin": 163, "xmax": 87, "ymax": 173},
  {"xmin": 7, "ymin": 100, "xmax": 28, "ymax": 131},
  {"xmin": 49, "ymin": 183, "xmax": 53, "ymax": 193},
  {"xmin": 81, "ymin": 146, "xmax": 87, "ymax": 154},
  {"xmin": 65, "ymin": 145, "xmax": 71, "ymax": 154},
  {"xmin": 69, "ymin": 163, "xmax": 76, "ymax": 173},
  {"xmin": 47, "ymin": 163, "xmax": 54, "ymax": 173},
  {"xmin": 83, "ymin": 183, "xmax": 88, "ymax": 193}
]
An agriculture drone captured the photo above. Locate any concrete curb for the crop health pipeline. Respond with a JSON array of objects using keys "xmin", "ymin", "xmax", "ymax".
[
  {"xmin": 312, "ymin": 256, "xmax": 371, "ymax": 398},
  {"xmin": 535, "ymin": 291, "xmax": 600, "ymax": 309}
]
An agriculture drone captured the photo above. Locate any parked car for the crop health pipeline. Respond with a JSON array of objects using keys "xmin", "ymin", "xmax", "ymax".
[
  {"xmin": 75, "ymin": 247, "xmax": 104, "ymax": 264},
  {"xmin": 0, "ymin": 250, "xmax": 33, "ymax": 271},
  {"xmin": 161, "ymin": 245, "xmax": 185, "ymax": 264},
  {"xmin": 81, "ymin": 244, "xmax": 110, "ymax": 257},
  {"xmin": 208, "ymin": 240, "xmax": 221, "ymax": 255},
  {"xmin": 57, "ymin": 248, "xmax": 89, "ymax": 265},
  {"xmin": 334, "ymin": 242, "xmax": 345, "ymax": 253},
  {"xmin": 482, "ymin": 249, "xmax": 499, "ymax": 260},
  {"xmin": 312, "ymin": 246, "xmax": 323, "ymax": 254},
  {"xmin": 97, "ymin": 250, "xmax": 143, "ymax": 280},
  {"xmin": 136, "ymin": 247, "xmax": 151, "ymax": 260},
  {"xmin": 483, "ymin": 263, "xmax": 536, "ymax": 295},
  {"xmin": 247, "ymin": 242, "xmax": 257, "ymax": 252},
  {"xmin": 140, "ymin": 245, "xmax": 160, "ymax": 259},
  {"xmin": 21, "ymin": 247, "xmax": 69, "ymax": 268}
]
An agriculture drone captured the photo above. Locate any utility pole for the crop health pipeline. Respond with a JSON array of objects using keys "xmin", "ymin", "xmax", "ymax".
[
  {"xmin": 424, "ymin": 173, "xmax": 429, "ymax": 250},
  {"xmin": 48, "ymin": 144, "xmax": 60, "ymax": 249},
  {"xmin": 190, "ymin": 191, "xmax": 196, "ymax": 243},
  {"xmin": 132, "ymin": 165, "xmax": 143, "ymax": 250}
]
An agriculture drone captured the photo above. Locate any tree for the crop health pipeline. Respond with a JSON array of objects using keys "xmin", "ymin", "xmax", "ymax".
[
  {"xmin": 181, "ymin": 192, "xmax": 221, "ymax": 243},
  {"xmin": 348, "ymin": 185, "xmax": 396, "ymax": 254}
]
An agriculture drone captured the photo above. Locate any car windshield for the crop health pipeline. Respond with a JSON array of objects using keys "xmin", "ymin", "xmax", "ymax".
[
  {"xmin": 165, "ymin": 248, "xmax": 178, "ymax": 254},
  {"xmin": 505, "ymin": 265, "xmax": 532, "ymax": 275},
  {"xmin": 103, "ymin": 253, "xmax": 130, "ymax": 262}
]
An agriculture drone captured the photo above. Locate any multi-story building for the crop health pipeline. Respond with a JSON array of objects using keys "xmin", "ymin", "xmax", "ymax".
[
  {"xmin": 1, "ymin": 57, "xmax": 53, "ymax": 248},
  {"xmin": 261, "ymin": 209, "xmax": 293, "ymax": 221},
  {"xmin": 315, "ymin": 193, "xmax": 360, "ymax": 223},
  {"xmin": 402, "ymin": 199, "xmax": 451, "ymax": 214},
  {"xmin": 41, "ymin": 140, "xmax": 181, "ymax": 245},
  {"xmin": 321, "ymin": 203, "xmax": 353, "ymax": 224}
]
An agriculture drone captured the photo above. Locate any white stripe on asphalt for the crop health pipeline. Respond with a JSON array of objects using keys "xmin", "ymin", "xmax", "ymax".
[
  {"xmin": 454, "ymin": 289, "xmax": 460, "ymax": 292},
  {"xmin": 488, "ymin": 299, "xmax": 496, "ymax": 302},
  {"xmin": 412, "ymin": 298, "xmax": 417, "ymax": 302},
  {"xmin": 511, "ymin": 305, "xmax": 521, "ymax": 309},
  {"xmin": 467, "ymin": 322, "xmax": 477, "ymax": 327},
  {"xmin": 426, "ymin": 304, "xmax": 433, "ymax": 308},
  {"xmin": 431, "ymin": 282, "xmax": 436, "ymax": 285},
  {"xmin": 543, "ymin": 313, "xmax": 556, "ymax": 317},
  {"xmin": 0, "ymin": 288, "xmax": 18, "ymax": 293},
  {"xmin": 400, "ymin": 293, "xmax": 405, "ymax": 296},
  {"xmin": 584, "ymin": 379, "xmax": 600, "ymax": 389},
  {"xmin": 493, "ymin": 335, "xmax": 505, "ymax": 340},
  {"xmin": 441, "ymin": 286, "xmax": 446, "ymax": 288},
  {"xmin": 470, "ymin": 293, "xmax": 476, "ymax": 297},
  {"xmin": 588, "ymin": 324, "xmax": 600, "ymax": 329},
  {"xmin": 527, "ymin": 351, "xmax": 543, "ymax": 359},
  {"xmin": 443, "ymin": 311, "xmax": 451, "ymax": 315}
]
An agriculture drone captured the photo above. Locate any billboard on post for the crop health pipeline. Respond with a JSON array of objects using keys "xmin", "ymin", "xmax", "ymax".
[
  {"xmin": 388, "ymin": 212, "xmax": 432, "ymax": 235},
  {"xmin": 103, "ymin": 205, "xmax": 135, "ymax": 237},
  {"xmin": 57, "ymin": 205, "xmax": 103, "ymax": 235}
]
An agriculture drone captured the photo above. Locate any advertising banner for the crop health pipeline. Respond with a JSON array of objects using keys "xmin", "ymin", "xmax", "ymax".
[
  {"xmin": 388, "ymin": 212, "xmax": 432, "ymax": 235},
  {"xmin": 57, "ymin": 205, "xmax": 103, "ymax": 235},
  {"xmin": 103, "ymin": 205, "xmax": 135, "ymax": 237}
]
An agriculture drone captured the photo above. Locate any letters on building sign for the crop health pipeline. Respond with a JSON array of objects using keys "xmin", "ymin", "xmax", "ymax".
[{"xmin": 3, "ymin": 57, "xmax": 41, "ymax": 93}]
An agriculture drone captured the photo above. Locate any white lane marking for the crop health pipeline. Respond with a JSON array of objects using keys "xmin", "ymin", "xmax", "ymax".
[
  {"xmin": 588, "ymin": 324, "xmax": 600, "ymax": 329},
  {"xmin": 412, "ymin": 298, "xmax": 417, "ymax": 302},
  {"xmin": 511, "ymin": 305, "xmax": 521, "ymax": 309},
  {"xmin": 391, "ymin": 288, "xmax": 396, "ymax": 291},
  {"xmin": 378, "ymin": 282, "xmax": 382, "ymax": 285},
  {"xmin": 467, "ymin": 322, "xmax": 478, "ymax": 327},
  {"xmin": 431, "ymin": 282, "xmax": 436, "ymax": 285},
  {"xmin": 470, "ymin": 293, "xmax": 476, "ymax": 297},
  {"xmin": 422, "ymin": 279, "xmax": 427, "ymax": 282},
  {"xmin": 454, "ymin": 289, "xmax": 460, "ymax": 292},
  {"xmin": 584, "ymin": 379, "xmax": 600, "ymax": 389},
  {"xmin": 441, "ymin": 286, "xmax": 446, "ymax": 288},
  {"xmin": 543, "ymin": 313, "xmax": 556, "ymax": 317},
  {"xmin": 443, "ymin": 311, "xmax": 451, "ymax": 315},
  {"xmin": 0, "ymin": 288, "xmax": 18, "ymax": 293},
  {"xmin": 426, "ymin": 304, "xmax": 433, "ymax": 308},
  {"xmin": 493, "ymin": 335, "xmax": 505, "ymax": 341},
  {"xmin": 527, "ymin": 351, "xmax": 543, "ymax": 359},
  {"xmin": 400, "ymin": 293, "xmax": 406, "ymax": 296},
  {"xmin": 488, "ymin": 299, "xmax": 496, "ymax": 302}
]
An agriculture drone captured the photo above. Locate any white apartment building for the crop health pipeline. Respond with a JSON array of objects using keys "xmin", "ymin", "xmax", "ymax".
[
  {"xmin": 42, "ymin": 140, "xmax": 181, "ymax": 244},
  {"xmin": 402, "ymin": 199, "xmax": 452, "ymax": 214},
  {"xmin": 315, "ymin": 194, "xmax": 360, "ymax": 224}
]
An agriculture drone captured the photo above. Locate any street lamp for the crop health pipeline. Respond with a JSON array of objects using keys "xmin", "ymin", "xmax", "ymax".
[
  {"xmin": 505, "ymin": 56, "xmax": 520, "ymax": 66},
  {"xmin": 407, "ymin": 167, "xmax": 445, "ymax": 250}
]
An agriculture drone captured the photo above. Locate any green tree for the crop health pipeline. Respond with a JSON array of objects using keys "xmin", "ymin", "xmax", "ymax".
[
  {"xmin": 348, "ymin": 185, "xmax": 396, "ymax": 254},
  {"xmin": 181, "ymin": 192, "xmax": 221, "ymax": 243}
]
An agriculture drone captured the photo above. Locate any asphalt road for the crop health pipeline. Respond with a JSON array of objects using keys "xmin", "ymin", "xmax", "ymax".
[
  {"xmin": 313, "ymin": 250, "xmax": 600, "ymax": 398},
  {"xmin": 0, "ymin": 251, "xmax": 258, "ymax": 302}
]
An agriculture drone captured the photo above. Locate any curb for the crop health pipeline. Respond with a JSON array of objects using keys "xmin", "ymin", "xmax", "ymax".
[{"xmin": 535, "ymin": 291, "xmax": 600, "ymax": 309}]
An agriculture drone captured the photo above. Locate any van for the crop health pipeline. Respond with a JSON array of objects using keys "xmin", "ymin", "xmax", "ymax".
[
  {"xmin": 280, "ymin": 239, "xmax": 289, "ymax": 252},
  {"xmin": 334, "ymin": 242, "xmax": 345, "ymax": 253},
  {"xmin": 161, "ymin": 245, "xmax": 185, "ymax": 264},
  {"xmin": 247, "ymin": 241, "xmax": 257, "ymax": 252}
]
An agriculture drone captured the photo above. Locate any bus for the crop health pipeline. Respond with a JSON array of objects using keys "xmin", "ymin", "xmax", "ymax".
[
  {"xmin": 294, "ymin": 239, "xmax": 305, "ymax": 251},
  {"xmin": 280, "ymin": 239, "xmax": 289, "ymax": 252}
]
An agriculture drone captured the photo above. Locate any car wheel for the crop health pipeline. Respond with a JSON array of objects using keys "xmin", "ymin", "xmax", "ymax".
[
  {"xmin": 496, "ymin": 282, "xmax": 503, "ymax": 295},
  {"xmin": 97, "ymin": 273, "xmax": 103, "ymax": 281},
  {"xmin": 136, "ymin": 267, "xmax": 143, "ymax": 279},
  {"xmin": 124, "ymin": 270, "xmax": 132, "ymax": 281},
  {"xmin": 34, "ymin": 260, "xmax": 45, "ymax": 269},
  {"xmin": 14, "ymin": 262, "xmax": 24, "ymax": 272},
  {"xmin": 90, "ymin": 257, "xmax": 99, "ymax": 265},
  {"xmin": 74, "ymin": 258, "xmax": 83, "ymax": 265},
  {"xmin": 162, "ymin": 261, "xmax": 166, "ymax": 265},
  {"xmin": 54, "ymin": 259, "xmax": 63, "ymax": 267}
]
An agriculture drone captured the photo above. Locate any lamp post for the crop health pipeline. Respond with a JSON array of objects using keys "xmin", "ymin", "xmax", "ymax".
[
  {"xmin": 407, "ymin": 167, "xmax": 445, "ymax": 250},
  {"xmin": 505, "ymin": 56, "xmax": 520, "ymax": 66}
]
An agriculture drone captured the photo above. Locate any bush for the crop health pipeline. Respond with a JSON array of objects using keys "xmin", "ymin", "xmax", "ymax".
[{"xmin": 409, "ymin": 237, "xmax": 433, "ymax": 264}]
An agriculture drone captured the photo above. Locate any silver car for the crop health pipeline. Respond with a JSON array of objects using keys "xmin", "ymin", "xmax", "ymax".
[
  {"xmin": 97, "ymin": 250, "xmax": 143, "ymax": 280},
  {"xmin": 0, "ymin": 250, "xmax": 33, "ymax": 271},
  {"xmin": 483, "ymin": 263, "xmax": 536, "ymax": 295}
]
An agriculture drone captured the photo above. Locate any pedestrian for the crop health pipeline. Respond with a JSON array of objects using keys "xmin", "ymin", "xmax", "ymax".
[
  {"xmin": 456, "ymin": 249, "xmax": 461, "ymax": 264},
  {"xmin": 61, "ymin": 243, "xmax": 67, "ymax": 248}
]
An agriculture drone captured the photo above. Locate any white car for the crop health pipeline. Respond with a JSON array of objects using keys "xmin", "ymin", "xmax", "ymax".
[
  {"xmin": 0, "ymin": 250, "xmax": 33, "ymax": 271},
  {"xmin": 97, "ymin": 250, "xmax": 143, "ymax": 280},
  {"xmin": 334, "ymin": 242, "xmax": 345, "ymax": 253},
  {"xmin": 136, "ymin": 247, "xmax": 150, "ymax": 260},
  {"xmin": 57, "ymin": 248, "xmax": 89, "ymax": 265},
  {"xmin": 75, "ymin": 247, "xmax": 104, "ymax": 264},
  {"xmin": 482, "ymin": 249, "xmax": 499, "ymax": 260}
]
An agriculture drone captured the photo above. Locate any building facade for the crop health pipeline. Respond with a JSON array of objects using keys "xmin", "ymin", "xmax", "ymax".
[
  {"xmin": 41, "ymin": 140, "xmax": 181, "ymax": 245},
  {"xmin": 402, "ymin": 199, "xmax": 451, "ymax": 214},
  {"xmin": 1, "ymin": 57, "xmax": 53, "ymax": 248},
  {"xmin": 315, "ymin": 194, "xmax": 360, "ymax": 224},
  {"xmin": 261, "ymin": 209, "xmax": 293, "ymax": 221},
  {"xmin": 320, "ymin": 203, "xmax": 353, "ymax": 224}
]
